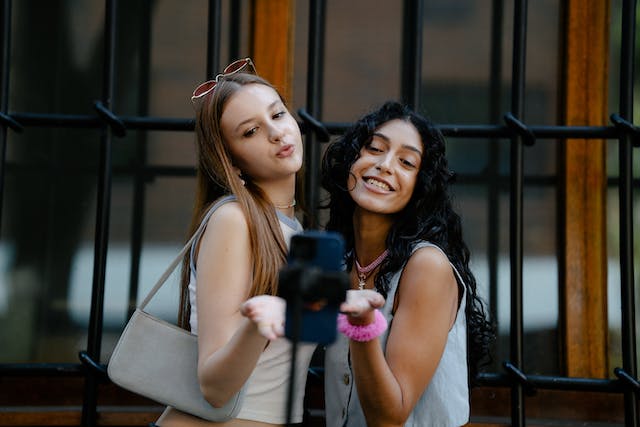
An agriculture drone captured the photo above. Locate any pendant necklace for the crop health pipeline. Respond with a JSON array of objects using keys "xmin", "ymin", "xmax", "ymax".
[{"xmin": 355, "ymin": 249, "xmax": 389, "ymax": 290}]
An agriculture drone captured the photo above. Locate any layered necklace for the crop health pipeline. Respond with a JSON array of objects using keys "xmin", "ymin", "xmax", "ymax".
[{"xmin": 355, "ymin": 249, "xmax": 389, "ymax": 290}]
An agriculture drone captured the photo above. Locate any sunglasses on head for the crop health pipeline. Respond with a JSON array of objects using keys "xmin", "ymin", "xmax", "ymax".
[{"xmin": 191, "ymin": 58, "xmax": 256, "ymax": 103}]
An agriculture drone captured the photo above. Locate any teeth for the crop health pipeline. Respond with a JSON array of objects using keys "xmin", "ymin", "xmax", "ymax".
[{"xmin": 366, "ymin": 178, "xmax": 390, "ymax": 191}]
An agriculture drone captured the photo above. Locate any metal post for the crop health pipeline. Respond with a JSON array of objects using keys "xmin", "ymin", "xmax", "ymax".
[
  {"xmin": 487, "ymin": 0, "xmax": 504, "ymax": 339},
  {"xmin": 0, "ymin": 0, "xmax": 12, "ymax": 230},
  {"xmin": 401, "ymin": 0, "xmax": 423, "ymax": 110},
  {"xmin": 617, "ymin": 0, "xmax": 638, "ymax": 425},
  {"xmin": 206, "ymin": 0, "xmax": 222, "ymax": 79},
  {"xmin": 81, "ymin": 0, "xmax": 117, "ymax": 425},
  {"xmin": 229, "ymin": 0, "xmax": 241, "ymax": 60},
  {"xmin": 127, "ymin": 1, "xmax": 153, "ymax": 319},
  {"xmin": 509, "ymin": 0, "xmax": 528, "ymax": 425},
  {"xmin": 304, "ymin": 0, "xmax": 326, "ymax": 228}
]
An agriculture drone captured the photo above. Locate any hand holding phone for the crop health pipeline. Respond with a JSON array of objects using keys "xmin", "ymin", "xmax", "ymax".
[{"xmin": 278, "ymin": 231, "xmax": 348, "ymax": 344}]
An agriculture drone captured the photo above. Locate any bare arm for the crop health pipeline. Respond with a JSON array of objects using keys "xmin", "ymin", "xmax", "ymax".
[
  {"xmin": 193, "ymin": 202, "xmax": 277, "ymax": 407},
  {"xmin": 347, "ymin": 247, "xmax": 460, "ymax": 426}
]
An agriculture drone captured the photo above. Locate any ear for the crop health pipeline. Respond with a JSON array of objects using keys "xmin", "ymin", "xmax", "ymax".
[{"xmin": 232, "ymin": 166, "xmax": 246, "ymax": 186}]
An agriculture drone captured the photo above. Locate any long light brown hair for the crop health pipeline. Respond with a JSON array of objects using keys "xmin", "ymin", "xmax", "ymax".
[{"xmin": 178, "ymin": 72, "xmax": 296, "ymax": 329}]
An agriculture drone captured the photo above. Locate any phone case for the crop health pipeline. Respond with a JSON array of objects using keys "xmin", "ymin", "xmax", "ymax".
[{"xmin": 280, "ymin": 231, "xmax": 348, "ymax": 344}]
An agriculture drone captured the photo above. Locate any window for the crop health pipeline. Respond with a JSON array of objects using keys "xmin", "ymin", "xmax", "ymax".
[{"xmin": 0, "ymin": 1, "xmax": 636, "ymax": 425}]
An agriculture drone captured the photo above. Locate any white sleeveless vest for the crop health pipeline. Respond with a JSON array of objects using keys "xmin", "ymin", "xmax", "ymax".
[{"xmin": 325, "ymin": 241, "xmax": 469, "ymax": 427}]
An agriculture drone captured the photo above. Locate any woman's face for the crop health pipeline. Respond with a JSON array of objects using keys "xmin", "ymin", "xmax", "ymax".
[
  {"xmin": 220, "ymin": 83, "xmax": 303, "ymax": 186},
  {"xmin": 347, "ymin": 119, "xmax": 423, "ymax": 215}
]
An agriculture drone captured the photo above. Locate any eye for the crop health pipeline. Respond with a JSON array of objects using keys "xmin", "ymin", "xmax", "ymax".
[
  {"xmin": 273, "ymin": 110, "xmax": 286, "ymax": 119},
  {"xmin": 243, "ymin": 127, "xmax": 258, "ymax": 137},
  {"xmin": 400, "ymin": 158, "xmax": 417, "ymax": 168},
  {"xmin": 365, "ymin": 143, "xmax": 383, "ymax": 153}
]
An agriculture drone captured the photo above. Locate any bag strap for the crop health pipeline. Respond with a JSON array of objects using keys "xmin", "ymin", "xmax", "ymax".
[
  {"xmin": 138, "ymin": 195, "xmax": 235, "ymax": 310},
  {"xmin": 138, "ymin": 235, "xmax": 196, "ymax": 310}
]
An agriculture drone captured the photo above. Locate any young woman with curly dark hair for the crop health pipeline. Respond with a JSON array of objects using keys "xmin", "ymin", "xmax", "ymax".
[{"xmin": 321, "ymin": 101, "xmax": 494, "ymax": 427}]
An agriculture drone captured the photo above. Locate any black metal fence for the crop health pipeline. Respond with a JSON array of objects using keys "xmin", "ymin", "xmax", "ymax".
[{"xmin": 0, "ymin": 0, "xmax": 637, "ymax": 426}]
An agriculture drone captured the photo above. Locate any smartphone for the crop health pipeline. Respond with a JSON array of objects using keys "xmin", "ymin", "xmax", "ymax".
[{"xmin": 278, "ymin": 231, "xmax": 348, "ymax": 344}]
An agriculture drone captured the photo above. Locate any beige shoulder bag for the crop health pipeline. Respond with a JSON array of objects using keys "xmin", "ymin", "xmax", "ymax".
[{"xmin": 108, "ymin": 197, "xmax": 245, "ymax": 421}]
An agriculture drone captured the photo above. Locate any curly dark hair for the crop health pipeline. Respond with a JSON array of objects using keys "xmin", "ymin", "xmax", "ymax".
[{"xmin": 321, "ymin": 101, "xmax": 494, "ymax": 384}]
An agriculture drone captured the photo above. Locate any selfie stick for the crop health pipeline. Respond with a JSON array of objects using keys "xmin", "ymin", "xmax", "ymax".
[
  {"xmin": 285, "ymin": 275, "xmax": 303, "ymax": 426},
  {"xmin": 281, "ymin": 266, "xmax": 348, "ymax": 426}
]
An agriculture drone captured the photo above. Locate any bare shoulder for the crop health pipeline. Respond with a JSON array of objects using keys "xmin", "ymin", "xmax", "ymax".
[
  {"xmin": 400, "ymin": 245, "xmax": 457, "ymax": 298},
  {"xmin": 207, "ymin": 200, "xmax": 248, "ymax": 231},
  {"xmin": 197, "ymin": 200, "xmax": 250, "ymax": 259},
  {"xmin": 206, "ymin": 201, "xmax": 249, "ymax": 234},
  {"xmin": 405, "ymin": 245, "xmax": 453, "ymax": 277},
  {"xmin": 195, "ymin": 200, "xmax": 252, "ymax": 301}
]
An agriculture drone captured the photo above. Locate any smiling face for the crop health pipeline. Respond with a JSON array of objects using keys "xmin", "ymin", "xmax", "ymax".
[
  {"xmin": 347, "ymin": 119, "xmax": 424, "ymax": 215},
  {"xmin": 220, "ymin": 83, "xmax": 303, "ymax": 188}
]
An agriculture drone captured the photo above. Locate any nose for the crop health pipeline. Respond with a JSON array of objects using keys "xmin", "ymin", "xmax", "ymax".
[
  {"xmin": 268, "ymin": 122, "xmax": 285, "ymax": 143},
  {"xmin": 376, "ymin": 153, "xmax": 393, "ymax": 173}
]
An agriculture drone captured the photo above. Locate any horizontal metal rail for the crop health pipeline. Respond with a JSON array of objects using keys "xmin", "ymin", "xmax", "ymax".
[{"xmin": 1, "ymin": 110, "xmax": 632, "ymax": 140}]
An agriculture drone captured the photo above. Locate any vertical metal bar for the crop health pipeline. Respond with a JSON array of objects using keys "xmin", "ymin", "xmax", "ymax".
[
  {"xmin": 401, "ymin": 0, "xmax": 423, "ymax": 110},
  {"xmin": 229, "ymin": 0, "xmax": 241, "ymax": 60},
  {"xmin": 304, "ymin": 0, "xmax": 325, "ymax": 228},
  {"xmin": 81, "ymin": 0, "xmax": 117, "ymax": 425},
  {"xmin": 127, "ymin": 1, "xmax": 152, "ymax": 319},
  {"xmin": 488, "ymin": 0, "xmax": 504, "ymax": 333},
  {"xmin": 618, "ymin": 0, "xmax": 638, "ymax": 425},
  {"xmin": 509, "ymin": 0, "xmax": 527, "ymax": 425},
  {"xmin": 206, "ymin": 0, "xmax": 222, "ymax": 79},
  {"xmin": 0, "ymin": 0, "xmax": 11, "ymax": 230}
]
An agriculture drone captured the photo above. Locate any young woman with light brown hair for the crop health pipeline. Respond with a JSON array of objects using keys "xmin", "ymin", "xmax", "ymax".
[{"xmin": 155, "ymin": 59, "xmax": 315, "ymax": 427}]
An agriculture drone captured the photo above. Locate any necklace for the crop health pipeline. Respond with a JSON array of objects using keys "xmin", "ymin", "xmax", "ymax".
[
  {"xmin": 274, "ymin": 199, "xmax": 296, "ymax": 209},
  {"xmin": 355, "ymin": 249, "xmax": 389, "ymax": 290}
]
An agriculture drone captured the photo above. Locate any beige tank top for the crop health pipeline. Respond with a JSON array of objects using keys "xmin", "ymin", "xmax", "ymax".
[{"xmin": 188, "ymin": 196, "xmax": 316, "ymax": 424}]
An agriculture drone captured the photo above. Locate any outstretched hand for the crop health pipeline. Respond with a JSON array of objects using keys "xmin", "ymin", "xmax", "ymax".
[
  {"xmin": 340, "ymin": 290, "xmax": 385, "ymax": 324},
  {"xmin": 240, "ymin": 295, "xmax": 286, "ymax": 341}
]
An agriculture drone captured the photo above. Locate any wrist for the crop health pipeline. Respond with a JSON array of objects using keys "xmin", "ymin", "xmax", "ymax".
[
  {"xmin": 337, "ymin": 309, "xmax": 388, "ymax": 342},
  {"xmin": 346, "ymin": 311, "xmax": 375, "ymax": 326}
]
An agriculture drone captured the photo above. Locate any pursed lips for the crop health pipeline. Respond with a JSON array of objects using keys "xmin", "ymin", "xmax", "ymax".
[{"xmin": 276, "ymin": 144, "xmax": 295, "ymax": 157}]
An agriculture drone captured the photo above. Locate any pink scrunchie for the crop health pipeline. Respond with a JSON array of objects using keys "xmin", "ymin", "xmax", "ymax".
[{"xmin": 337, "ymin": 309, "xmax": 388, "ymax": 342}]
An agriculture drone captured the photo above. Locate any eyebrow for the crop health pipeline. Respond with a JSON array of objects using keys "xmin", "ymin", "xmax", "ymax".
[
  {"xmin": 372, "ymin": 131, "xmax": 423, "ymax": 156},
  {"xmin": 234, "ymin": 99, "xmax": 282, "ymax": 133}
]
